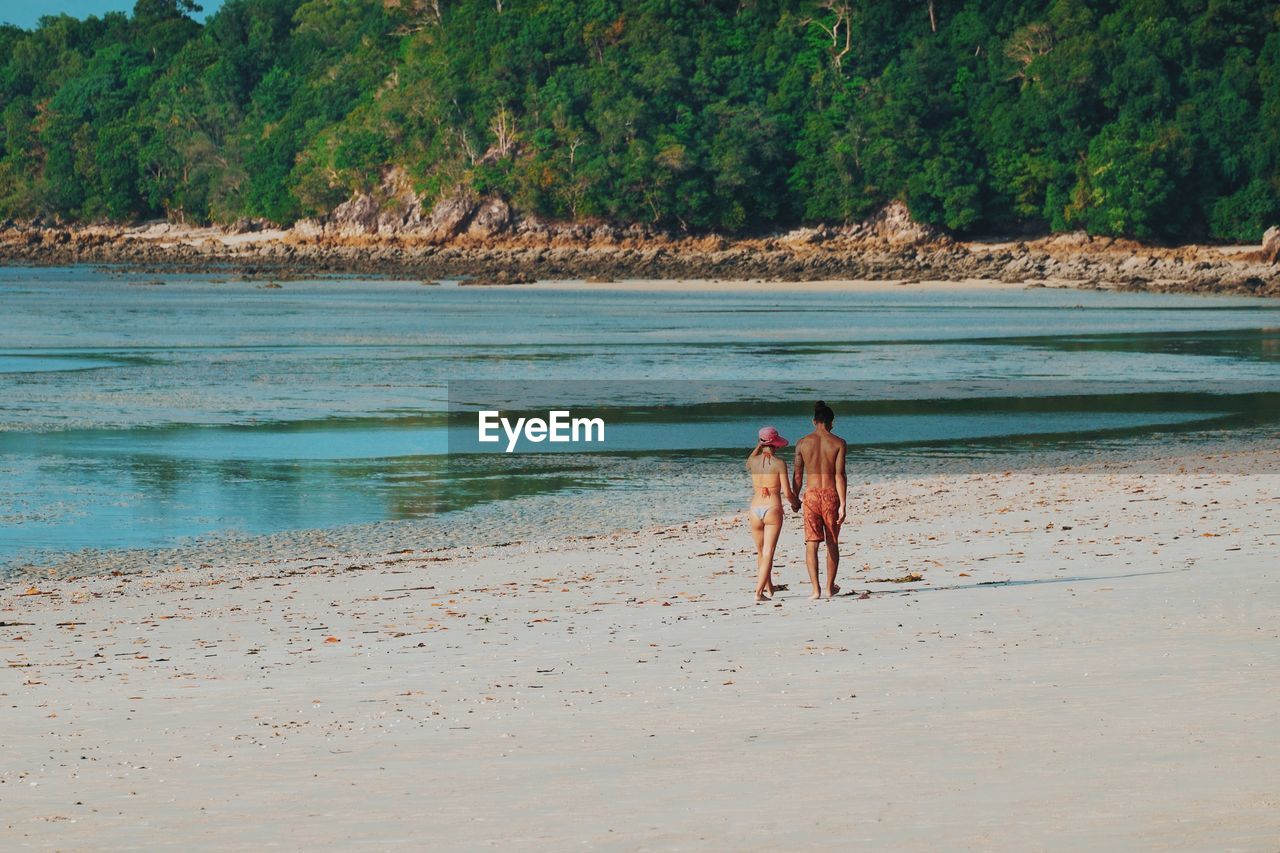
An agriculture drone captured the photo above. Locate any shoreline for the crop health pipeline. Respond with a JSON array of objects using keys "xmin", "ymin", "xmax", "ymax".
[
  {"xmin": 3, "ymin": 218, "xmax": 1279, "ymax": 297},
  {"xmin": 4, "ymin": 447, "xmax": 1277, "ymax": 848},
  {"xmin": 6, "ymin": 436, "xmax": 1276, "ymax": 580}
]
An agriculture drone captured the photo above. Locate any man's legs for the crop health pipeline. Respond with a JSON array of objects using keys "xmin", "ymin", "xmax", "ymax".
[
  {"xmin": 805, "ymin": 540, "xmax": 822, "ymax": 600},
  {"xmin": 824, "ymin": 533, "xmax": 840, "ymax": 597}
]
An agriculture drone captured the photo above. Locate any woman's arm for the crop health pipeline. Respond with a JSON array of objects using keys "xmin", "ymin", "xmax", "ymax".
[
  {"xmin": 777, "ymin": 459, "xmax": 790, "ymax": 497},
  {"xmin": 777, "ymin": 459, "xmax": 794, "ymax": 499},
  {"xmin": 746, "ymin": 441, "xmax": 764, "ymax": 469}
]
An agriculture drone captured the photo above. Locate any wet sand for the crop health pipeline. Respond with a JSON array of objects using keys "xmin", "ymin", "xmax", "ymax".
[
  {"xmin": 522, "ymin": 276, "xmax": 1036, "ymax": 292},
  {"xmin": 3, "ymin": 450, "xmax": 1278, "ymax": 849}
]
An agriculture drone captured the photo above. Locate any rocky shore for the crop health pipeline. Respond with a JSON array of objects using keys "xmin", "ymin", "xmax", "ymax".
[{"xmin": 3, "ymin": 190, "xmax": 1279, "ymax": 296}]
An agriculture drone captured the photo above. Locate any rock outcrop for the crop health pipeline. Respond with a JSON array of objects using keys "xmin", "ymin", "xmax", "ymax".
[
  {"xmin": 421, "ymin": 193, "xmax": 477, "ymax": 242},
  {"xmin": 466, "ymin": 197, "xmax": 512, "ymax": 239},
  {"xmin": 293, "ymin": 172, "xmax": 515, "ymax": 244},
  {"xmin": 1262, "ymin": 225, "xmax": 1280, "ymax": 263},
  {"xmin": 295, "ymin": 167, "xmax": 429, "ymax": 238},
  {"xmin": 839, "ymin": 200, "xmax": 949, "ymax": 246},
  {"xmin": 225, "ymin": 217, "xmax": 269, "ymax": 235}
]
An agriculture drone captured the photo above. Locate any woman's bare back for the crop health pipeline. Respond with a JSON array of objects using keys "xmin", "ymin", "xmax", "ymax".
[{"xmin": 747, "ymin": 455, "xmax": 784, "ymax": 499}]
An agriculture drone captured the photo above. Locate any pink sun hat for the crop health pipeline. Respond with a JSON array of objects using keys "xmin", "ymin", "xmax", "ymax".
[{"xmin": 757, "ymin": 426, "xmax": 789, "ymax": 448}]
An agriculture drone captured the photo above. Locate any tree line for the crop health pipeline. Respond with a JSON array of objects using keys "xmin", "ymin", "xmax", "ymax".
[{"xmin": 1, "ymin": 0, "xmax": 1278, "ymax": 241}]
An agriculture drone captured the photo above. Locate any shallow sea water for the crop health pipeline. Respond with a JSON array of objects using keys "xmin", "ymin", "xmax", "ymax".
[{"xmin": 2, "ymin": 266, "xmax": 1278, "ymax": 571}]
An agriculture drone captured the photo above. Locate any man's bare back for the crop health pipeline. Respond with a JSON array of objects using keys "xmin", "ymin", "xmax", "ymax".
[{"xmin": 793, "ymin": 432, "xmax": 847, "ymax": 491}]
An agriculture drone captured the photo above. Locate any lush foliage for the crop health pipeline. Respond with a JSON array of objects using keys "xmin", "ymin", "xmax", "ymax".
[{"xmin": 2, "ymin": 0, "xmax": 1278, "ymax": 240}]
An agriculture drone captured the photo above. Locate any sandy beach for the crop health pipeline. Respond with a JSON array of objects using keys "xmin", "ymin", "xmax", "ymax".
[{"xmin": 4, "ymin": 448, "xmax": 1277, "ymax": 850}]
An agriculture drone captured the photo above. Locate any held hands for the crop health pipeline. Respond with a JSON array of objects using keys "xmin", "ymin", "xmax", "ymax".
[{"xmin": 790, "ymin": 497, "xmax": 801, "ymax": 513}]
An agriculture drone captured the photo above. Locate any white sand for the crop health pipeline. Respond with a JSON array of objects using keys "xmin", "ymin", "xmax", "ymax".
[{"xmin": 3, "ymin": 452, "xmax": 1278, "ymax": 850}]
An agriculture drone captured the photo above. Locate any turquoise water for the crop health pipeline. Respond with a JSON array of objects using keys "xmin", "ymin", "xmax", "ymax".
[{"xmin": 1, "ymin": 266, "xmax": 1278, "ymax": 569}]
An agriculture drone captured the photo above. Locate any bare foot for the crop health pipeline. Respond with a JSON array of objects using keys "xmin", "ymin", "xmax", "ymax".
[
  {"xmin": 809, "ymin": 590, "xmax": 822, "ymax": 601},
  {"xmin": 755, "ymin": 592, "xmax": 770, "ymax": 603},
  {"xmin": 826, "ymin": 584, "xmax": 841, "ymax": 599}
]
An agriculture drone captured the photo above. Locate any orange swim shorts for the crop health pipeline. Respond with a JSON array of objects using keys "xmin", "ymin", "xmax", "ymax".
[{"xmin": 803, "ymin": 487, "xmax": 842, "ymax": 542}]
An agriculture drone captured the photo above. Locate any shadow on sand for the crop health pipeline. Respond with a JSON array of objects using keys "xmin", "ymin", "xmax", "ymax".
[{"xmin": 842, "ymin": 567, "xmax": 1188, "ymax": 598}]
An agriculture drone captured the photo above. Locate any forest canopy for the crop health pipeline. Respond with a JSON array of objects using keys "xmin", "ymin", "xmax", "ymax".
[{"xmin": 1, "ymin": 0, "xmax": 1278, "ymax": 241}]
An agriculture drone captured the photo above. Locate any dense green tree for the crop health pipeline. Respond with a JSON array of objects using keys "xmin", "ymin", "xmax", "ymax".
[{"xmin": 0, "ymin": 0, "xmax": 1278, "ymax": 240}]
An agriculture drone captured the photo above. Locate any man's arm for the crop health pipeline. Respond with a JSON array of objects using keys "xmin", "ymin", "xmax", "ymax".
[
  {"xmin": 791, "ymin": 440, "xmax": 806, "ymax": 498},
  {"xmin": 835, "ymin": 441, "xmax": 847, "ymax": 524}
]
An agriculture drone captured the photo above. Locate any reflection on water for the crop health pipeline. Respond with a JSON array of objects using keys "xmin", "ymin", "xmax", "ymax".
[
  {"xmin": 1, "ymin": 266, "xmax": 1278, "ymax": 569},
  {"xmin": 996, "ymin": 327, "xmax": 1280, "ymax": 362},
  {"xmin": 0, "ymin": 354, "xmax": 125, "ymax": 373}
]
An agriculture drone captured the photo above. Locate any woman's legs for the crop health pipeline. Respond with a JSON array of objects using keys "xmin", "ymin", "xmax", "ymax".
[
  {"xmin": 755, "ymin": 509, "xmax": 782, "ymax": 601},
  {"xmin": 747, "ymin": 510, "xmax": 766, "ymax": 600}
]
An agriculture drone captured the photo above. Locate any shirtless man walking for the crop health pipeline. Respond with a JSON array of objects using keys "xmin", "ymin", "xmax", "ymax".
[{"xmin": 792, "ymin": 400, "xmax": 847, "ymax": 600}]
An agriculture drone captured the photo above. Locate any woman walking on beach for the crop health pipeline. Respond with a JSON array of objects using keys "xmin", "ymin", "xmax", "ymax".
[{"xmin": 747, "ymin": 426, "xmax": 800, "ymax": 602}]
